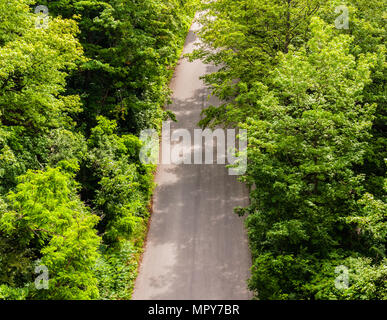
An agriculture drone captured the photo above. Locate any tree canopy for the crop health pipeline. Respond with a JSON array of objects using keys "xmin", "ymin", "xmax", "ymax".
[
  {"xmin": 0, "ymin": 0, "xmax": 385, "ymax": 300},
  {"xmin": 193, "ymin": 0, "xmax": 386, "ymax": 300},
  {"xmin": 0, "ymin": 0, "xmax": 198, "ymax": 300}
]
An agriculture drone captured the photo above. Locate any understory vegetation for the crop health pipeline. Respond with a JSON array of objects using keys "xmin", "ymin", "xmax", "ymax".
[
  {"xmin": 0, "ymin": 0, "xmax": 198, "ymax": 299},
  {"xmin": 191, "ymin": 0, "xmax": 386, "ymax": 299}
]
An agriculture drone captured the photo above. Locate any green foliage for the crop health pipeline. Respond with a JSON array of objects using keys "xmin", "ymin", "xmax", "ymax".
[
  {"xmin": 190, "ymin": 0, "xmax": 321, "ymax": 128},
  {"xmin": 0, "ymin": 126, "xmax": 87, "ymax": 194},
  {"xmin": 0, "ymin": 167, "xmax": 101, "ymax": 299},
  {"xmin": 0, "ymin": 285, "xmax": 30, "ymax": 300},
  {"xmin": 195, "ymin": 0, "xmax": 386, "ymax": 300},
  {"xmin": 85, "ymin": 116, "xmax": 154, "ymax": 246},
  {"xmin": 0, "ymin": 0, "xmax": 84, "ymax": 131},
  {"xmin": 0, "ymin": 0, "xmax": 86, "ymax": 193},
  {"xmin": 95, "ymin": 241, "xmax": 139, "ymax": 300},
  {"xmin": 1, "ymin": 0, "xmax": 196, "ymax": 300},
  {"xmin": 303, "ymin": 255, "xmax": 387, "ymax": 300},
  {"xmin": 38, "ymin": 0, "xmax": 199, "ymax": 133}
]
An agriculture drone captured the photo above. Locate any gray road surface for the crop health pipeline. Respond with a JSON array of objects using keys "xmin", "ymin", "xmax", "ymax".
[{"xmin": 132, "ymin": 19, "xmax": 252, "ymax": 300}]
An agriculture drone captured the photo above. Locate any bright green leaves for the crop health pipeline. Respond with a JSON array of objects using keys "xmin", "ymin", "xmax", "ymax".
[
  {"xmin": 5, "ymin": 168, "xmax": 79, "ymax": 239},
  {"xmin": 0, "ymin": 0, "xmax": 197, "ymax": 300},
  {"xmin": 0, "ymin": 0, "xmax": 33, "ymax": 45},
  {"xmin": 39, "ymin": 210, "xmax": 101, "ymax": 300},
  {"xmin": 272, "ymin": 17, "xmax": 376, "ymax": 116},
  {"xmin": 192, "ymin": 0, "xmax": 321, "ymax": 127},
  {"xmin": 0, "ymin": 167, "xmax": 101, "ymax": 299},
  {"xmin": 0, "ymin": 125, "xmax": 87, "ymax": 194},
  {"xmin": 0, "ymin": 1, "xmax": 84, "ymax": 131},
  {"xmin": 195, "ymin": 0, "xmax": 386, "ymax": 300},
  {"xmin": 308, "ymin": 256, "xmax": 387, "ymax": 300},
  {"xmin": 242, "ymin": 18, "xmax": 382, "ymax": 299},
  {"xmin": 346, "ymin": 189, "xmax": 387, "ymax": 259}
]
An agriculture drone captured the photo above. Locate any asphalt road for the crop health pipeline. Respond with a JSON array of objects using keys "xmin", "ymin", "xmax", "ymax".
[{"xmin": 132, "ymin": 19, "xmax": 252, "ymax": 300}]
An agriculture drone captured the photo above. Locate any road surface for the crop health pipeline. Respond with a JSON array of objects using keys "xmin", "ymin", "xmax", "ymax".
[{"xmin": 132, "ymin": 18, "xmax": 252, "ymax": 300}]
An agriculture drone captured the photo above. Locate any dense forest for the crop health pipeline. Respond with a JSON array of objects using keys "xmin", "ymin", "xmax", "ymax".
[
  {"xmin": 0, "ymin": 0, "xmax": 198, "ymax": 299},
  {"xmin": 0, "ymin": 0, "xmax": 386, "ymax": 300},
  {"xmin": 191, "ymin": 0, "xmax": 386, "ymax": 299}
]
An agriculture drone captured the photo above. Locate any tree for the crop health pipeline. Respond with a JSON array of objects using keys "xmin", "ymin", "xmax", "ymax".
[
  {"xmin": 85, "ymin": 116, "xmax": 154, "ymax": 245},
  {"xmin": 38, "ymin": 0, "xmax": 199, "ymax": 133},
  {"xmin": 240, "ymin": 18, "xmax": 384, "ymax": 299},
  {"xmin": 0, "ymin": 166, "xmax": 101, "ymax": 300},
  {"xmin": 0, "ymin": 0, "xmax": 86, "ymax": 193},
  {"xmin": 194, "ymin": 0, "xmax": 386, "ymax": 300},
  {"xmin": 0, "ymin": 0, "xmax": 84, "ymax": 131},
  {"xmin": 190, "ymin": 0, "xmax": 321, "ymax": 128},
  {"xmin": 1, "ymin": 0, "xmax": 198, "ymax": 300}
]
